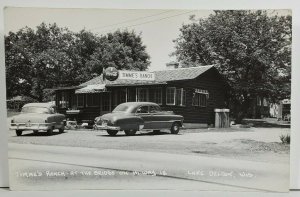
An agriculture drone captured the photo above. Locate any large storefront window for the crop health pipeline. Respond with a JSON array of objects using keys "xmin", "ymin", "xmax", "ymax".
[
  {"xmin": 137, "ymin": 88, "xmax": 149, "ymax": 102},
  {"xmin": 176, "ymin": 88, "xmax": 186, "ymax": 106},
  {"xmin": 86, "ymin": 94, "xmax": 100, "ymax": 107},
  {"xmin": 76, "ymin": 94, "xmax": 84, "ymax": 108},
  {"xmin": 127, "ymin": 88, "xmax": 136, "ymax": 102},
  {"xmin": 113, "ymin": 89, "xmax": 127, "ymax": 108},
  {"xmin": 149, "ymin": 88, "xmax": 162, "ymax": 104},
  {"xmin": 192, "ymin": 89, "xmax": 208, "ymax": 107},
  {"xmin": 153, "ymin": 88, "xmax": 162, "ymax": 104},
  {"xmin": 101, "ymin": 92, "xmax": 110, "ymax": 111},
  {"xmin": 166, "ymin": 87, "xmax": 176, "ymax": 105},
  {"xmin": 58, "ymin": 91, "xmax": 69, "ymax": 108}
]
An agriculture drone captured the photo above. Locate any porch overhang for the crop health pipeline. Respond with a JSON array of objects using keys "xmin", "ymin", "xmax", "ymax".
[{"xmin": 75, "ymin": 84, "xmax": 106, "ymax": 94}]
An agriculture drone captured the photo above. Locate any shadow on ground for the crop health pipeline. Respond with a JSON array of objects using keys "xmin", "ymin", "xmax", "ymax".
[
  {"xmin": 98, "ymin": 131, "xmax": 181, "ymax": 137},
  {"xmin": 13, "ymin": 131, "xmax": 66, "ymax": 137},
  {"xmin": 242, "ymin": 119, "xmax": 290, "ymax": 128}
]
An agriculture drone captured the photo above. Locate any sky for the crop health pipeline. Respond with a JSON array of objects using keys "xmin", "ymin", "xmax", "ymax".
[
  {"xmin": 4, "ymin": 8, "xmax": 291, "ymax": 71},
  {"xmin": 4, "ymin": 8, "xmax": 213, "ymax": 71}
]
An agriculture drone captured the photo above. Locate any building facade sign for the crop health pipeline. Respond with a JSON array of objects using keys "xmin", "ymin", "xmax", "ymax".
[{"xmin": 119, "ymin": 70, "xmax": 155, "ymax": 81}]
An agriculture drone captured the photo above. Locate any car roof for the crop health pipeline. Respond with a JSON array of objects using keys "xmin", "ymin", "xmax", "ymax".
[
  {"xmin": 115, "ymin": 102, "xmax": 160, "ymax": 113},
  {"xmin": 22, "ymin": 102, "xmax": 56, "ymax": 108},
  {"xmin": 119, "ymin": 102, "xmax": 159, "ymax": 107}
]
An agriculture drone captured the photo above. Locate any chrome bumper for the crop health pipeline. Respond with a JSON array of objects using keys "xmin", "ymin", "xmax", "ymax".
[
  {"xmin": 94, "ymin": 124, "xmax": 120, "ymax": 131},
  {"xmin": 10, "ymin": 123, "xmax": 52, "ymax": 131}
]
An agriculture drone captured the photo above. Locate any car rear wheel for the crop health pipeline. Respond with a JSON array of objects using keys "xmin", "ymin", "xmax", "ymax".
[
  {"xmin": 124, "ymin": 129, "xmax": 137, "ymax": 136},
  {"xmin": 16, "ymin": 130, "xmax": 23, "ymax": 136},
  {"xmin": 47, "ymin": 128, "xmax": 53, "ymax": 135},
  {"xmin": 59, "ymin": 127, "xmax": 64, "ymax": 133},
  {"xmin": 107, "ymin": 130, "xmax": 118, "ymax": 136},
  {"xmin": 153, "ymin": 130, "xmax": 161, "ymax": 134},
  {"xmin": 170, "ymin": 122, "xmax": 180, "ymax": 134}
]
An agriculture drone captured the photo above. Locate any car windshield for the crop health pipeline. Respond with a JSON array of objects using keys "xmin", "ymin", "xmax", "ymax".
[
  {"xmin": 112, "ymin": 104, "xmax": 130, "ymax": 113},
  {"xmin": 21, "ymin": 107, "xmax": 50, "ymax": 114}
]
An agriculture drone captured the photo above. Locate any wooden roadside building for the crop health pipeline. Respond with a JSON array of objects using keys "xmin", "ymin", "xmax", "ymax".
[{"xmin": 54, "ymin": 65, "xmax": 229, "ymax": 126}]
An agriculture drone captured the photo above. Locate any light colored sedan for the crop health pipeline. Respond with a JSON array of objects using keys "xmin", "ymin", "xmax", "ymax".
[{"xmin": 10, "ymin": 103, "xmax": 65, "ymax": 136}]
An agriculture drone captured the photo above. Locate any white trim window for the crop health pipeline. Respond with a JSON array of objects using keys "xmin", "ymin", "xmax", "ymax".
[
  {"xmin": 192, "ymin": 89, "xmax": 209, "ymax": 107},
  {"xmin": 257, "ymin": 97, "xmax": 262, "ymax": 106},
  {"xmin": 59, "ymin": 91, "xmax": 69, "ymax": 108},
  {"xmin": 176, "ymin": 88, "xmax": 186, "ymax": 106},
  {"xmin": 263, "ymin": 98, "xmax": 268, "ymax": 107},
  {"xmin": 166, "ymin": 87, "xmax": 176, "ymax": 105},
  {"xmin": 137, "ymin": 88, "xmax": 149, "ymax": 102}
]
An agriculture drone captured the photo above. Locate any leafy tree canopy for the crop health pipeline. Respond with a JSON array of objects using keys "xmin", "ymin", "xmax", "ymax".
[
  {"xmin": 173, "ymin": 10, "xmax": 291, "ymax": 122},
  {"xmin": 5, "ymin": 23, "xmax": 150, "ymax": 101}
]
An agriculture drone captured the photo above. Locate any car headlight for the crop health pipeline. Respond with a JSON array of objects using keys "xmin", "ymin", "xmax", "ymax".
[
  {"xmin": 95, "ymin": 117, "xmax": 100, "ymax": 122},
  {"xmin": 94, "ymin": 117, "xmax": 102, "ymax": 124},
  {"xmin": 11, "ymin": 119, "xmax": 14, "ymax": 123}
]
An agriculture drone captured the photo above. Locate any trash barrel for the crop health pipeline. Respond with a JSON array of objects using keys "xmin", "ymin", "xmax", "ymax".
[{"xmin": 214, "ymin": 109, "xmax": 230, "ymax": 128}]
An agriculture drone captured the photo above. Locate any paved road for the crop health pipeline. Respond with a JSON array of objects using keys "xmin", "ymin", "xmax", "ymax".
[
  {"xmin": 8, "ymin": 128, "xmax": 290, "ymax": 163},
  {"xmin": 9, "ymin": 143, "xmax": 289, "ymax": 192}
]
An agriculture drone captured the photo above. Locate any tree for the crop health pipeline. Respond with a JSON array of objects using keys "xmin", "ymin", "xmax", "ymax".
[
  {"xmin": 86, "ymin": 30, "xmax": 150, "ymax": 74},
  {"xmin": 5, "ymin": 23, "xmax": 79, "ymax": 101},
  {"xmin": 173, "ymin": 10, "xmax": 292, "ymax": 123},
  {"xmin": 5, "ymin": 24, "xmax": 150, "ymax": 101}
]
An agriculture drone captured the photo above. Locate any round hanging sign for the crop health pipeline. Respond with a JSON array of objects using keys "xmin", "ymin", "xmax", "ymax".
[{"xmin": 104, "ymin": 67, "xmax": 119, "ymax": 81}]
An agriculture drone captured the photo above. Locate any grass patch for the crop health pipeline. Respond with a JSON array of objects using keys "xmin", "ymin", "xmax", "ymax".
[{"xmin": 280, "ymin": 134, "xmax": 290, "ymax": 144}]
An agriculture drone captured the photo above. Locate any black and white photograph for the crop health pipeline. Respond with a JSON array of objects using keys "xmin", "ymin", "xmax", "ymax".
[{"xmin": 5, "ymin": 8, "xmax": 291, "ymax": 192}]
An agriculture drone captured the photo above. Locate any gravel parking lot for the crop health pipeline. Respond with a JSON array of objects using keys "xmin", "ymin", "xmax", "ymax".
[{"xmin": 8, "ymin": 127, "xmax": 290, "ymax": 164}]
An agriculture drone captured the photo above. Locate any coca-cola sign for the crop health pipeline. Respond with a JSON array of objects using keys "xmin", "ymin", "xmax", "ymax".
[{"xmin": 103, "ymin": 67, "xmax": 119, "ymax": 81}]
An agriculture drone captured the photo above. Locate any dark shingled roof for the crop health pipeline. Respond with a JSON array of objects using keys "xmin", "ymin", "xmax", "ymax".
[{"xmin": 80, "ymin": 65, "xmax": 214, "ymax": 87}]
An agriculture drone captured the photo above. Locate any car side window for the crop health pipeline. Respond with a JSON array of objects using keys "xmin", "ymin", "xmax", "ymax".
[
  {"xmin": 52, "ymin": 107, "xmax": 57, "ymax": 113},
  {"xmin": 149, "ymin": 105, "xmax": 161, "ymax": 113},
  {"xmin": 136, "ymin": 106, "xmax": 149, "ymax": 114},
  {"xmin": 49, "ymin": 107, "xmax": 55, "ymax": 114}
]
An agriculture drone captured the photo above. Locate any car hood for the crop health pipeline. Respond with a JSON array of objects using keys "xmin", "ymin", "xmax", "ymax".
[{"xmin": 12, "ymin": 113, "xmax": 51, "ymax": 123}]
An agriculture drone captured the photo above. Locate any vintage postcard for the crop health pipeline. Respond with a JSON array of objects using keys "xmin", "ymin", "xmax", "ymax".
[{"xmin": 5, "ymin": 8, "xmax": 291, "ymax": 191}]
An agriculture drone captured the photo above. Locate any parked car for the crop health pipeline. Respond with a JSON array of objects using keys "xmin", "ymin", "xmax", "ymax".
[
  {"xmin": 94, "ymin": 102, "xmax": 184, "ymax": 136},
  {"xmin": 10, "ymin": 103, "xmax": 65, "ymax": 136}
]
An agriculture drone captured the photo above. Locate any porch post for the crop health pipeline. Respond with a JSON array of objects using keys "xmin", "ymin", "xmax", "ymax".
[
  {"xmin": 135, "ymin": 87, "xmax": 138, "ymax": 102},
  {"xmin": 125, "ymin": 88, "xmax": 128, "ymax": 102},
  {"xmin": 109, "ymin": 92, "xmax": 112, "ymax": 111}
]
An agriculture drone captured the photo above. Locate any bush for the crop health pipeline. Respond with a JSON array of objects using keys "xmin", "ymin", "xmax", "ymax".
[{"xmin": 280, "ymin": 134, "xmax": 290, "ymax": 144}]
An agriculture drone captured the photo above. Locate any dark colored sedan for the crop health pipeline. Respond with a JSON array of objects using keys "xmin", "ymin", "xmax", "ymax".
[{"xmin": 94, "ymin": 102, "xmax": 184, "ymax": 136}]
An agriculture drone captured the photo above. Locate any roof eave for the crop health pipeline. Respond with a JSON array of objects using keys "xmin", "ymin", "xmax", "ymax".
[{"xmin": 106, "ymin": 82, "xmax": 167, "ymax": 87}]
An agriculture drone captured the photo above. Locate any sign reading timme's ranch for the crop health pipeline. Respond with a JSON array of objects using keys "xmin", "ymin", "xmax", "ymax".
[
  {"xmin": 104, "ymin": 67, "xmax": 155, "ymax": 81},
  {"xmin": 5, "ymin": 8, "xmax": 291, "ymax": 192},
  {"xmin": 119, "ymin": 70, "xmax": 155, "ymax": 81}
]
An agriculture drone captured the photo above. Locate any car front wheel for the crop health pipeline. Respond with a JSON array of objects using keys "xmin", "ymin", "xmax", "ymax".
[
  {"xmin": 16, "ymin": 130, "xmax": 23, "ymax": 136},
  {"xmin": 170, "ymin": 122, "xmax": 180, "ymax": 134},
  {"xmin": 107, "ymin": 130, "xmax": 118, "ymax": 136}
]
